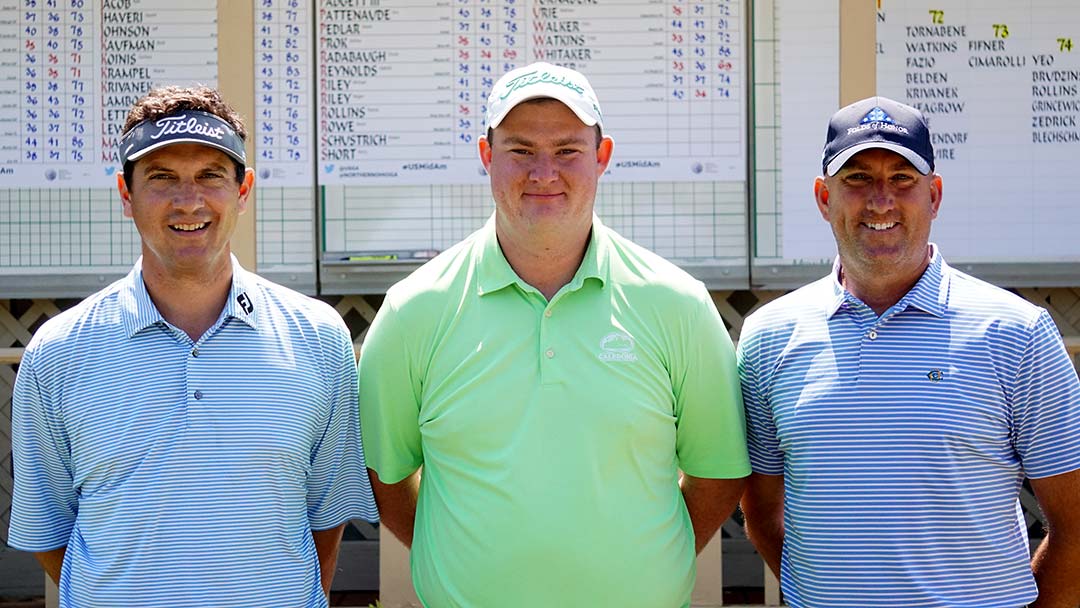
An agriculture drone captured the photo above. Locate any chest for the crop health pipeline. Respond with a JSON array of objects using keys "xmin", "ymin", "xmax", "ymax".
[
  {"xmin": 50, "ymin": 325, "xmax": 328, "ymax": 490},
  {"xmin": 417, "ymin": 287, "xmax": 679, "ymax": 457},
  {"xmin": 767, "ymin": 316, "xmax": 1013, "ymax": 459}
]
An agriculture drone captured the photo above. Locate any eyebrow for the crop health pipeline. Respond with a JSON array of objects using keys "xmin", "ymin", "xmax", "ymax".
[
  {"xmin": 499, "ymin": 135, "xmax": 590, "ymax": 147},
  {"xmin": 140, "ymin": 162, "xmax": 231, "ymax": 174}
]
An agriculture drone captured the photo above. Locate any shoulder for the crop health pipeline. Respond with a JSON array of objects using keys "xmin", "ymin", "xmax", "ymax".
[
  {"xmin": 944, "ymin": 266, "xmax": 1045, "ymax": 327},
  {"xmin": 251, "ymin": 273, "xmax": 345, "ymax": 328},
  {"xmin": 741, "ymin": 276, "xmax": 834, "ymax": 342},
  {"xmin": 381, "ymin": 230, "xmax": 481, "ymax": 316},
  {"xmin": 244, "ymin": 274, "xmax": 352, "ymax": 356},
  {"xmin": 600, "ymin": 225, "xmax": 710, "ymax": 304},
  {"xmin": 23, "ymin": 279, "xmax": 129, "ymax": 364}
]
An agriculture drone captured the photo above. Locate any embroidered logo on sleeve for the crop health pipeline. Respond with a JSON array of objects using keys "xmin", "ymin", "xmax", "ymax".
[{"xmin": 927, "ymin": 369, "xmax": 944, "ymax": 382}]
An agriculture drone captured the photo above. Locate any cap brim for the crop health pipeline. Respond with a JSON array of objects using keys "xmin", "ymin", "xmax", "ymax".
[
  {"xmin": 826, "ymin": 142, "xmax": 931, "ymax": 176},
  {"xmin": 125, "ymin": 138, "xmax": 246, "ymax": 165},
  {"xmin": 488, "ymin": 91, "xmax": 600, "ymax": 130}
]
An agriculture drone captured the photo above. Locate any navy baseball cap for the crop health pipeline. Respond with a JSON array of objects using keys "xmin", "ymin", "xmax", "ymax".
[{"xmin": 822, "ymin": 96, "xmax": 934, "ymax": 176}]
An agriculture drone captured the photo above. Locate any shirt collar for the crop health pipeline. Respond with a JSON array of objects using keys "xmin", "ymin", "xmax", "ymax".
[
  {"xmin": 119, "ymin": 255, "xmax": 260, "ymax": 338},
  {"xmin": 827, "ymin": 244, "xmax": 948, "ymax": 319},
  {"xmin": 223, "ymin": 259, "xmax": 260, "ymax": 330},
  {"xmin": 475, "ymin": 214, "xmax": 608, "ymax": 297}
]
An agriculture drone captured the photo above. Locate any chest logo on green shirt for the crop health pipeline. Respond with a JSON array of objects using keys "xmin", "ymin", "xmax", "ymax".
[{"xmin": 599, "ymin": 331, "xmax": 638, "ymax": 362}]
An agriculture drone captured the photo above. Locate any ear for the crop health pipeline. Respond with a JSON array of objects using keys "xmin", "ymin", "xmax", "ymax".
[
  {"xmin": 478, "ymin": 136, "xmax": 493, "ymax": 172},
  {"xmin": 596, "ymin": 136, "xmax": 614, "ymax": 175},
  {"xmin": 237, "ymin": 168, "xmax": 255, "ymax": 215},
  {"xmin": 813, "ymin": 176, "xmax": 830, "ymax": 221},
  {"xmin": 117, "ymin": 173, "xmax": 134, "ymax": 218},
  {"xmin": 928, "ymin": 173, "xmax": 943, "ymax": 219}
]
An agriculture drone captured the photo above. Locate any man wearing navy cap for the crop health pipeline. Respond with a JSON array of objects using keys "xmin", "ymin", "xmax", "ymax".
[
  {"xmin": 738, "ymin": 96, "xmax": 1080, "ymax": 607},
  {"xmin": 358, "ymin": 62, "xmax": 751, "ymax": 607},
  {"xmin": 8, "ymin": 86, "xmax": 377, "ymax": 607}
]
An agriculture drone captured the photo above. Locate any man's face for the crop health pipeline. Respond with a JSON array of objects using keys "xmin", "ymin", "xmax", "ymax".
[
  {"xmin": 815, "ymin": 147, "xmax": 942, "ymax": 280},
  {"xmin": 119, "ymin": 143, "xmax": 253, "ymax": 278},
  {"xmin": 479, "ymin": 99, "xmax": 613, "ymax": 244}
]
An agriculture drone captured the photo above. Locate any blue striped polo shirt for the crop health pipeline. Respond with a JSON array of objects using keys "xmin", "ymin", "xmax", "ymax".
[
  {"xmin": 9, "ymin": 256, "xmax": 378, "ymax": 608},
  {"xmin": 738, "ymin": 247, "xmax": 1080, "ymax": 607}
]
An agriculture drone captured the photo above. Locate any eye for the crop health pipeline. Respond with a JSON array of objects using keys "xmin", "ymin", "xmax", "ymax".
[
  {"xmin": 844, "ymin": 172, "xmax": 871, "ymax": 183},
  {"xmin": 508, "ymin": 148, "xmax": 531, "ymax": 156},
  {"xmin": 557, "ymin": 148, "xmax": 582, "ymax": 156}
]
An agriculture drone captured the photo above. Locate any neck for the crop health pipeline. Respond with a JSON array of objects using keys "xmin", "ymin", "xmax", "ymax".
[
  {"xmin": 141, "ymin": 256, "xmax": 234, "ymax": 341},
  {"xmin": 496, "ymin": 221, "xmax": 591, "ymax": 301},
  {"xmin": 840, "ymin": 250, "xmax": 931, "ymax": 316}
]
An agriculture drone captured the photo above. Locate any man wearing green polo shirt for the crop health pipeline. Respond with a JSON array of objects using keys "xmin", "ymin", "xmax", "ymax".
[{"xmin": 357, "ymin": 62, "xmax": 750, "ymax": 607}]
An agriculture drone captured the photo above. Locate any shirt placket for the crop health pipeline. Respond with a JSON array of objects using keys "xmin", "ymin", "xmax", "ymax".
[{"xmin": 841, "ymin": 297, "xmax": 881, "ymax": 383}]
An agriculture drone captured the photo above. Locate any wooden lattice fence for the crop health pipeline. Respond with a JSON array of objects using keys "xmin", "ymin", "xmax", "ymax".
[{"xmin": 3, "ymin": 288, "xmax": 1078, "ymax": 597}]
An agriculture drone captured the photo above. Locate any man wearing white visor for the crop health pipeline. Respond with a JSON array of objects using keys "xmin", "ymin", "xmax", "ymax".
[
  {"xmin": 8, "ymin": 86, "xmax": 377, "ymax": 607},
  {"xmin": 357, "ymin": 63, "xmax": 751, "ymax": 607}
]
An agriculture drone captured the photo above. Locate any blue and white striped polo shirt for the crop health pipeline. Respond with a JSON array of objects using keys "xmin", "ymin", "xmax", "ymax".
[
  {"xmin": 9, "ymin": 256, "xmax": 378, "ymax": 608},
  {"xmin": 738, "ymin": 248, "xmax": 1080, "ymax": 607}
]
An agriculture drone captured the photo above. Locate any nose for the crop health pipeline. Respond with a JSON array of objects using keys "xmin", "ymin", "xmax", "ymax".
[
  {"xmin": 528, "ymin": 154, "xmax": 558, "ymax": 184},
  {"xmin": 865, "ymin": 178, "xmax": 895, "ymax": 213},
  {"xmin": 170, "ymin": 179, "xmax": 205, "ymax": 212}
]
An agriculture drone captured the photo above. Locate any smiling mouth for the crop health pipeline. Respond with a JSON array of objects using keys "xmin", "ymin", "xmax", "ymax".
[
  {"xmin": 171, "ymin": 222, "xmax": 209, "ymax": 232},
  {"xmin": 865, "ymin": 222, "xmax": 897, "ymax": 231}
]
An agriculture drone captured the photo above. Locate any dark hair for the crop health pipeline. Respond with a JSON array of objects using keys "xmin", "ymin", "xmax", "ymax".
[{"xmin": 122, "ymin": 86, "xmax": 247, "ymax": 186}]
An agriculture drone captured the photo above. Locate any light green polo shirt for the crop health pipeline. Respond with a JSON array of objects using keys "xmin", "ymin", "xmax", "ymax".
[{"xmin": 358, "ymin": 216, "xmax": 750, "ymax": 608}]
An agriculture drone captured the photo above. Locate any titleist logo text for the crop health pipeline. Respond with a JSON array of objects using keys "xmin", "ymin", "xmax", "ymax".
[
  {"xmin": 150, "ymin": 115, "xmax": 226, "ymax": 140},
  {"xmin": 499, "ymin": 70, "xmax": 585, "ymax": 100}
]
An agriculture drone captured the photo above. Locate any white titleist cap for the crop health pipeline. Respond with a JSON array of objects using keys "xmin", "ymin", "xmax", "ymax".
[{"xmin": 485, "ymin": 62, "xmax": 603, "ymax": 130}]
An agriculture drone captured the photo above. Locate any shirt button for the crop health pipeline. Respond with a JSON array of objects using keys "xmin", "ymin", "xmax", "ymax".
[
  {"xmin": 191, "ymin": 348, "xmax": 200, "ymax": 357},
  {"xmin": 544, "ymin": 309, "xmax": 552, "ymax": 318},
  {"xmin": 194, "ymin": 390, "xmax": 203, "ymax": 400},
  {"xmin": 545, "ymin": 348, "xmax": 555, "ymax": 358},
  {"xmin": 868, "ymin": 329, "xmax": 878, "ymax": 340}
]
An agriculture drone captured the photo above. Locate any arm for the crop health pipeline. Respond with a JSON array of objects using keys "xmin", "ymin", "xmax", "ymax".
[
  {"xmin": 1029, "ymin": 468, "xmax": 1080, "ymax": 608},
  {"xmin": 1008, "ymin": 312, "xmax": 1080, "ymax": 607},
  {"xmin": 681, "ymin": 473, "xmax": 745, "ymax": 554},
  {"xmin": 740, "ymin": 472, "xmax": 785, "ymax": 578},
  {"xmin": 369, "ymin": 467, "xmax": 421, "ymax": 549},
  {"xmin": 671, "ymin": 290, "xmax": 753, "ymax": 552},
  {"xmin": 312, "ymin": 524, "xmax": 346, "ymax": 597},
  {"xmin": 10, "ymin": 346, "xmax": 78, "ymax": 570},
  {"xmin": 33, "ymin": 547, "xmax": 66, "ymax": 585}
]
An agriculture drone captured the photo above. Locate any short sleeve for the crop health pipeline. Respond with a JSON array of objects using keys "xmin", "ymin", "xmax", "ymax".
[
  {"xmin": 671, "ymin": 288, "xmax": 752, "ymax": 479},
  {"xmin": 307, "ymin": 317, "xmax": 379, "ymax": 527},
  {"xmin": 8, "ymin": 345, "xmax": 78, "ymax": 551},
  {"xmin": 357, "ymin": 299, "xmax": 425, "ymax": 484},
  {"xmin": 737, "ymin": 317, "xmax": 785, "ymax": 475},
  {"xmin": 1010, "ymin": 310, "xmax": 1080, "ymax": 479}
]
